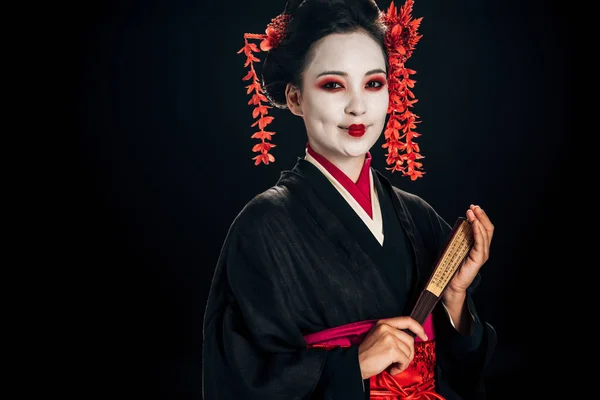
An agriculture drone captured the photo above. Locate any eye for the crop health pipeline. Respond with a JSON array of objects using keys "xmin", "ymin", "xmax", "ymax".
[
  {"xmin": 321, "ymin": 81, "xmax": 343, "ymax": 90},
  {"xmin": 366, "ymin": 79, "xmax": 385, "ymax": 89}
]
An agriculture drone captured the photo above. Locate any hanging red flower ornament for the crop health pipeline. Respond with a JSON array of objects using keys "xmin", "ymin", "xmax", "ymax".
[
  {"xmin": 237, "ymin": 13, "xmax": 292, "ymax": 165},
  {"xmin": 380, "ymin": 0, "xmax": 425, "ymax": 180}
]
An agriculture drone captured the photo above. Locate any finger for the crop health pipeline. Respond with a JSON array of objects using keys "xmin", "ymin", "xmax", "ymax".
[
  {"xmin": 464, "ymin": 216, "xmax": 487, "ymax": 266},
  {"xmin": 377, "ymin": 317, "xmax": 428, "ymax": 341},
  {"xmin": 388, "ymin": 360, "xmax": 411, "ymax": 376},
  {"xmin": 392, "ymin": 333, "xmax": 414, "ymax": 363},
  {"xmin": 380, "ymin": 327, "xmax": 414, "ymax": 364},
  {"xmin": 390, "ymin": 331, "xmax": 415, "ymax": 372},
  {"xmin": 388, "ymin": 363, "xmax": 404, "ymax": 376},
  {"xmin": 467, "ymin": 208, "xmax": 490, "ymax": 255},
  {"xmin": 466, "ymin": 207, "xmax": 477, "ymax": 224},
  {"xmin": 466, "ymin": 218, "xmax": 488, "ymax": 264},
  {"xmin": 473, "ymin": 217, "xmax": 489, "ymax": 260},
  {"xmin": 471, "ymin": 205, "xmax": 494, "ymax": 238},
  {"xmin": 471, "ymin": 210, "xmax": 489, "ymax": 247},
  {"xmin": 371, "ymin": 323, "xmax": 416, "ymax": 362}
]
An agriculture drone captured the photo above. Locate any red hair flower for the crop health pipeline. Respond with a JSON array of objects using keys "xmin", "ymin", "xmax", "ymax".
[
  {"xmin": 237, "ymin": 13, "xmax": 292, "ymax": 165},
  {"xmin": 380, "ymin": 0, "xmax": 425, "ymax": 180},
  {"xmin": 260, "ymin": 14, "xmax": 291, "ymax": 51}
]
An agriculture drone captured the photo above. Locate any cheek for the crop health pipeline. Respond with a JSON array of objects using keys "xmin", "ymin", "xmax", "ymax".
[
  {"xmin": 304, "ymin": 92, "xmax": 344, "ymax": 122},
  {"xmin": 374, "ymin": 91, "xmax": 390, "ymax": 114}
]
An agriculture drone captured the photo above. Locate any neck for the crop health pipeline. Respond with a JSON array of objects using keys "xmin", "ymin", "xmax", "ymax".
[
  {"xmin": 328, "ymin": 155, "xmax": 365, "ymax": 183},
  {"xmin": 307, "ymin": 142, "xmax": 366, "ymax": 183}
]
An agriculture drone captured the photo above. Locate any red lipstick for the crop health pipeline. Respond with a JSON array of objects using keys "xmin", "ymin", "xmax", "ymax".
[{"xmin": 348, "ymin": 124, "xmax": 366, "ymax": 137}]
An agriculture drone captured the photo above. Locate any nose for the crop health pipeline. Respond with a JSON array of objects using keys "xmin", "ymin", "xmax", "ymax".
[{"xmin": 344, "ymin": 89, "xmax": 366, "ymax": 116}]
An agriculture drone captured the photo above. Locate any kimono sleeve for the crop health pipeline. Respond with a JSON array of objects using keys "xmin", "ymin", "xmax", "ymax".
[
  {"xmin": 202, "ymin": 204, "xmax": 365, "ymax": 400},
  {"xmin": 427, "ymin": 209, "xmax": 497, "ymax": 400},
  {"xmin": 433, "ymin": 275, "xmax": 497, "ymax": 400},
  {"xmin": 407, "ymin": 191, "xmax": 497, "ymax": 399}
]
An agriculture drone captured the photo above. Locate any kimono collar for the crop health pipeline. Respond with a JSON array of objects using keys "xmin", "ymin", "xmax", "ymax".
[{"xmin": 305, "ymin": 143, "xmax": 373, "ymax": 218}]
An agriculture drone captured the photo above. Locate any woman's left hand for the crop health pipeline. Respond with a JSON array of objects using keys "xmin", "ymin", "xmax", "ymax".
[{"xmin": 446, "ymin": 204, "xmax": 494, "ymax": 295}]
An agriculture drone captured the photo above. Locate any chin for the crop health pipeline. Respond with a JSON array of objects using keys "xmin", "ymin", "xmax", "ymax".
[
  {"xmin": 342, "ymin": 141, "xmax": 376, "ymax": 158},
  {"xmin": 352, "ymin": 133, "xmax": 380, "ymax": 150}
]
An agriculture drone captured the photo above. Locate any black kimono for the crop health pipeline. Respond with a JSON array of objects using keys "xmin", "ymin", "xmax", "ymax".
[{"xmin": 202, "ymin": 157, "xmax": 496, "ymax": 400}]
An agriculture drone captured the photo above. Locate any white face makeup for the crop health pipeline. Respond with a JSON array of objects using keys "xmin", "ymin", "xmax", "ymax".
[{"xmin": 292, "ymin": 31, "xmax": 389, "ymax": 165}]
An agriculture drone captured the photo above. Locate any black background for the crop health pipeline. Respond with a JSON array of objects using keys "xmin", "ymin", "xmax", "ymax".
[{"xmin": 79, "ymin": 0, "xmax": 574, "ymax": 398}]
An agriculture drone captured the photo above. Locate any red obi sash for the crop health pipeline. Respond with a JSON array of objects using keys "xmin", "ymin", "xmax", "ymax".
[{"xmin": 304, "ymin": 315, "xmax": 444, "ymax": 400}]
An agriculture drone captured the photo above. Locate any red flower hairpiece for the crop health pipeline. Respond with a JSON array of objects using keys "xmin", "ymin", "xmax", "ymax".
[
  {"xmin": 237, "ymin": 13, "xmax": 292, "ymax": 165},
  {"xmin": 380, "ymin": 0, "xmax": 425, "ymax": 180}
]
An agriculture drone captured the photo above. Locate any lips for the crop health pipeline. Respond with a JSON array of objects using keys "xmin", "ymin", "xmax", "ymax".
[{"xmin": 347, "ymin": 124, "xmax": 366, "ymax": 137}]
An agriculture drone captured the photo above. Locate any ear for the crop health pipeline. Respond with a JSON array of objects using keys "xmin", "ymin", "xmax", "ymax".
[{"xmin": 285, "ymin": 83, "xmax": 303, "ymax": 117}]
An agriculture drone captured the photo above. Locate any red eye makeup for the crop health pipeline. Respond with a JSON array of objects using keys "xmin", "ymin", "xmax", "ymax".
[
  {"xmin": 316, "ymin": 75, "xmax": 387, "ymax": 91},
  {"xmin": 365, "ymin": 77, "xmax": 387, "ymax": 90},
  {"xmin": 317, "ymin": 79, "xmax": 345, "ymax": 90}
]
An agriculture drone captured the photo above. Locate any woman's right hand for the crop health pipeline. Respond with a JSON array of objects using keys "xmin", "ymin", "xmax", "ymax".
[{"xmin": 357, "ymin": 316, "xmax": 428, "ymax": 379}]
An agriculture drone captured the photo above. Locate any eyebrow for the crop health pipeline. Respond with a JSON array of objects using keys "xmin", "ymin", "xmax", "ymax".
[{"xmin": 316, "ymin": 68, "xmax": 387, "ymax": 78}]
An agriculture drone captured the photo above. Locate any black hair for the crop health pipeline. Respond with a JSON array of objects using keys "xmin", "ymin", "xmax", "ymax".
[{"xmin": 261, "ymin": 0, "xmax": 387, "ymax": 109}]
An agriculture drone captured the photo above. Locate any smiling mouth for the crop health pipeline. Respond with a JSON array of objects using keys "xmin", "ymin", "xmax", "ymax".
[{"xmin": 343, "ymin": 124, "xmax": 367, "ymax": 137}]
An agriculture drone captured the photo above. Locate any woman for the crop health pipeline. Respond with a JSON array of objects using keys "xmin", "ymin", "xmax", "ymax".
[{"xmin": 202, "ymin": 0, "xmax": 496, "ymax": 399}]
